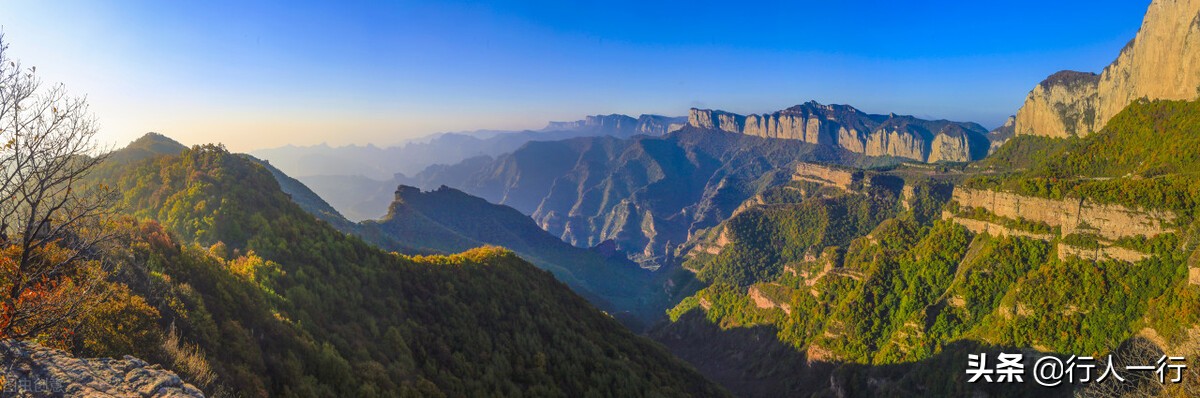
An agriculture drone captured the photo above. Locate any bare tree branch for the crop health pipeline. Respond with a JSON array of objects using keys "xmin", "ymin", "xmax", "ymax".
[{"xmin": 0, "ymin": 33, "xmax": 115, "ymax": 340}]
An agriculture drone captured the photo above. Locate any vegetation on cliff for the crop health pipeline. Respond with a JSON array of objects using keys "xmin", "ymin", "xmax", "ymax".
[
  {"xmin": 660, "ymin": 160, "xmax": 1199, "ymax": 396},
  {"xmin": 971, "ymin": 99, "xmax": 1200, "ymax": 221}
]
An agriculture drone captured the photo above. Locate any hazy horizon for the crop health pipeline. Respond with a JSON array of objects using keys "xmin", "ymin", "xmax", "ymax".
[{"xmin": 3, "ymin": 0, "xmax": 1149, "ymax": 152}]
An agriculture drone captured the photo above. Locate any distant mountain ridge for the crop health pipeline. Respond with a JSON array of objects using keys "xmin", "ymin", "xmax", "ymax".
[
  {"xmin": 110, "ymin": 134, "xmax": 679, "ymax": 327},
  {"xmin": 251, "ymin": 113, "xmax": 685, "ymax": 182},
  {"xmin": 545, "ymin": 114, "xmax": 687, "ymax": 135},
  {"xmin": 359, "ymin": 184, "xmax": 686, "ymax": 327},
  {"xmin": 688, "ymin": 101, "xmax": 992, "ymax": 163},
  {"xmin": 405, "ymin": 126, "xmax": 904, "ymax": 269}
]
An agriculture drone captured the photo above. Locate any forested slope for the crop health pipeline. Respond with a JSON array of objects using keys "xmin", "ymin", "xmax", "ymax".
[
  {"xmin": 653, "ymin": 99, "xmax": 1200, "ymax": 396},
  {"xmin": 76, "ymin": 142, "xmax": 727, "ymax": 397}
]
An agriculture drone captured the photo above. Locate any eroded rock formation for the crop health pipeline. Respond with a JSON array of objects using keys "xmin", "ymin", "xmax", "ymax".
[
  {"xmin": 545, "ymin": 114, "xmax": 687, "ymax": 136},
  {"xmin": 689, "ymin": 102, "xmax": 991, "ymax": 163},
  {"xmin": 792, "ymin": 162, "xmax": 861, "ymax": 190},
  {"xmin": 949, "ymin": 188, "xmax": 1176, "ymax": 240},
  {"xmin": 944, "ymin": 187, "xmax": 1178, "ymax": 262},
  {"xmin": 1014, "ymin": 0, "xmax": 1200, "ymax": 137}
]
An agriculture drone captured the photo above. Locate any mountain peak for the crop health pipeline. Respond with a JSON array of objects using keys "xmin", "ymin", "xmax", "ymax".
[
  {"xmin": 1038, "ymin": 70, "xmax": 1100, "ymax": 89},
  {"xmin": 128, "ymin": 132, "xmax": 186, "ymax": 150},
  {"xmin": 1014, "ymin": 0, "xmax": 1200, "ymax": 137},
  {"xmin": 108, "ymin": 132, "xmax": 188, "ymax": 163}
]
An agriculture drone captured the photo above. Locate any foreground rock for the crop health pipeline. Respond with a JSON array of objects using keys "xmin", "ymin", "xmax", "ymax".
[{"xmin": 0, "ymin": 340, "xmax": 204, "ymax": 397}]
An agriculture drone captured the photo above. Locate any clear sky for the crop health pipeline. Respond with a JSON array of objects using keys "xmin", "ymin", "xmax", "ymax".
[{"xmin": 1, "ymin": 0, "xmax": 1150, "ymax": 151}]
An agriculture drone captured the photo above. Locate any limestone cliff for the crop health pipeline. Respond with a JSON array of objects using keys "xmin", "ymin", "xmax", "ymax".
[
  {"xmin": 944, "ymin": 187, "xmax": 1179, "ymax": 262},
  {"xmin": 949, "ymin": 187, "xmax": 1176, "ymax": 240},
  {"xmin": 636, "ymin": 115, "xmax": 688, "ymax": 135},
  {"xmin": 688, "ymin": 101, "xmax": 990, "ymax": 163},
  {"xmin": 1014, "ymin": 0, "xmax": 1200, "ymax": 137},
  {"xmin": 987, "ymin": 116, "xmax": 1016, "ymax": 154},
  {"xmin": 546, "ymin": 114, "xmax": 686, "ymax": 136},
  {"xmin": 792, "ymin": 162, "xmax": 861, "ymax": 190},
  {"xmin": 0, "ymin": 341, "xmax": 204, "ymax": 397}
]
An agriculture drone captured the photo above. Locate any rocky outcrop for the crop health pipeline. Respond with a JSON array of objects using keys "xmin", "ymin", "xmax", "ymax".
[
  {"xmin": 1014, "ymin": 72, "xmax": 1101, "ymax": 138},
  {"xmin": 0, "ymin": 340, "xmax": 204, "ymax": 397},
  {"xmin": 1014, "ymin": 0, "xmax": 1200, "ymax": 137},
  {"xmin": 945, "ymin": 187, "xmax": 1179, "ymax": 263},
  {"xmin": 687, "ymin": 109, "xmax": 746, "ymax": 134},
  {"xmin": 949, "ymin": 187, "xmax": 1176, "ymax": 241},
  {"xmin": 636, "ymin": 115, "xmax": 688, "ymax": 135},
  {"xmin": 548, "ymin": 114, "xmax": 687, "ymax": 136},
  {"xmin": 792, "ymin": 162, "xmax": 861, "ymax": 190},
  {"xmin": 987, "ymin": 116, "xmax": 1016, "ymax": 154},
  {"xmin": 1190, "ymin": 250, "xmax": 1200, "ymax": 285},
  {"xmin": 1058, "ymin": 243, "xmax": 1151, "ymax": 263},
  {"xmin": 748, "ymin": 284, "xmax": 792, "ymax": 315},
  {"xmin": 689, "ymin": 101, "xmax": 991, "ymax": 163},
  {"xmin": 940, "ymin": 212, "xmax": 1057, "ymax": 241}
]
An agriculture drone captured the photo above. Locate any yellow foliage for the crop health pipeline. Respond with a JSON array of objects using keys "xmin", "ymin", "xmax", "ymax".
[{"xmin": 75, "ymin": 282, "xmax": 161, "ymax": 358}]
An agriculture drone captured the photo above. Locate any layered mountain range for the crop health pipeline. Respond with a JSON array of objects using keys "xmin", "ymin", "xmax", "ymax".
[
  {"xmin": 73, "ymin": 134, "xmax": 728, "ymax": 396},
  {"xmin": 1014, "ymin": 0, "xmax": 1200, "ymax": 137},
  {"xmin": 251, "ymin": 114, "xmax": 684, "ymax": 179},
  {"xmin": 253, "ymin": 114, "xmax": 684, "ymax": 220},
  {"xmin": 358, "ymin": 184, "xmax": 686, "ymax": 328},
  {"xmin": 25, "ymin": 0, "xmax": 1200, "ymax": 396},
  {"xmin": 688, "ymin": 101, "xmax": 992, "ymax": 163},
  {"xmin": 403, "ymin": 127, "xmax": 902, "ymax": 269}
]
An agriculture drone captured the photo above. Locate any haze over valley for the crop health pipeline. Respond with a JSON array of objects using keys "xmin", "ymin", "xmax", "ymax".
[{"xmin": 4, "ymin": 1, "xmax": 1200, "ymax": 397}]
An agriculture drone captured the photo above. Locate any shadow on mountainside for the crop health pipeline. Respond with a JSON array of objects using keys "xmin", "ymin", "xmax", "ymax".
[{"xmin": 651, "ymin": 309, "xmax": 1176, "ymax": 398}]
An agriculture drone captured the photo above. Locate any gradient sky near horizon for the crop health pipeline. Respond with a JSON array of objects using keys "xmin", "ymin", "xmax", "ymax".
[{"xmin": 2, "ymin": 0, "xmax": 1150, "ymax": 151}]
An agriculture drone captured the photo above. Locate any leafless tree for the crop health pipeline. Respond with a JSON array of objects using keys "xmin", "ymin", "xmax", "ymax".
[
  {"xmin": 1077, "ymin": 337, "xmax": 1165, "ymax": 398},
  {"xmin": 0, "ymin": 34, "xmax": 115, "ymax": 340}
]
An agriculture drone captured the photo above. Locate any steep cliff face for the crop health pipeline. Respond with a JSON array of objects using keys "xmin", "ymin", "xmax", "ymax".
[
  {"xmin": 546, "ymin": 114, "xmax": 687, "ymax": 136},
  {"xmin": 949, "ymin": 187, "xmax": 1176, "ymax": 241},
  {"xmin": 637, "ymin": 114, "xmax": 689, "ymax": 135},
  {"xmin": 1015, "ymin": 0, "xmax": 1200, "ymax": 137},
  {"xmin": 687, "ymin": 109, "xmax": 746, "ymax": 134},
  {"xmin": 1014, "ymin": 71, "xmax": 1101, "ymax": 137},
  {"xmin": 688, "ymin": 102, "xmax": 990, "ymax": 163},
  {"xmin": 987, "ymin": 116, "xmax": 1016, "ymax": 154},
  {"xmin": 792, "ymin": 162, "xmax": 861, "ymax": 190},
  {"xmin": 944, "ymin": 187, "xmax": 1178, "ymax": 262}
]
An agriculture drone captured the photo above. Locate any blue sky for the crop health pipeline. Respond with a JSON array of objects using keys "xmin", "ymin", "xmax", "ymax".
[{"xmin": 1, "ymin": 0, "xmax": 1149, "ymax": 151}]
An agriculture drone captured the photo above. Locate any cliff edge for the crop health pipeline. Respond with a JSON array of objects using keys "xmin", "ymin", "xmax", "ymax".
[{"xmin": 1015, "ymin": 0, "xmax": 1200, "ymax": 137}]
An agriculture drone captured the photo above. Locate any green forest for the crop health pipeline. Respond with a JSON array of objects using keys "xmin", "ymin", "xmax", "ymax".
[
  {"xmin": 664, "ymin": 104, "xmax": 1200, "ymax": 395},
  {"xmin": 969, "ymin": 99, "xmax": 1200, "ymax": 220},
  {"xmin": 51, "ymin": 144, "xmax": 727, "ymax": 397}
]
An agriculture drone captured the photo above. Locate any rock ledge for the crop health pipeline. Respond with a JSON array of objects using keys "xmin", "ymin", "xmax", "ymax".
[{"xmin": 0, "ymin": 340, "xmax": 204, "ymax": 397}]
